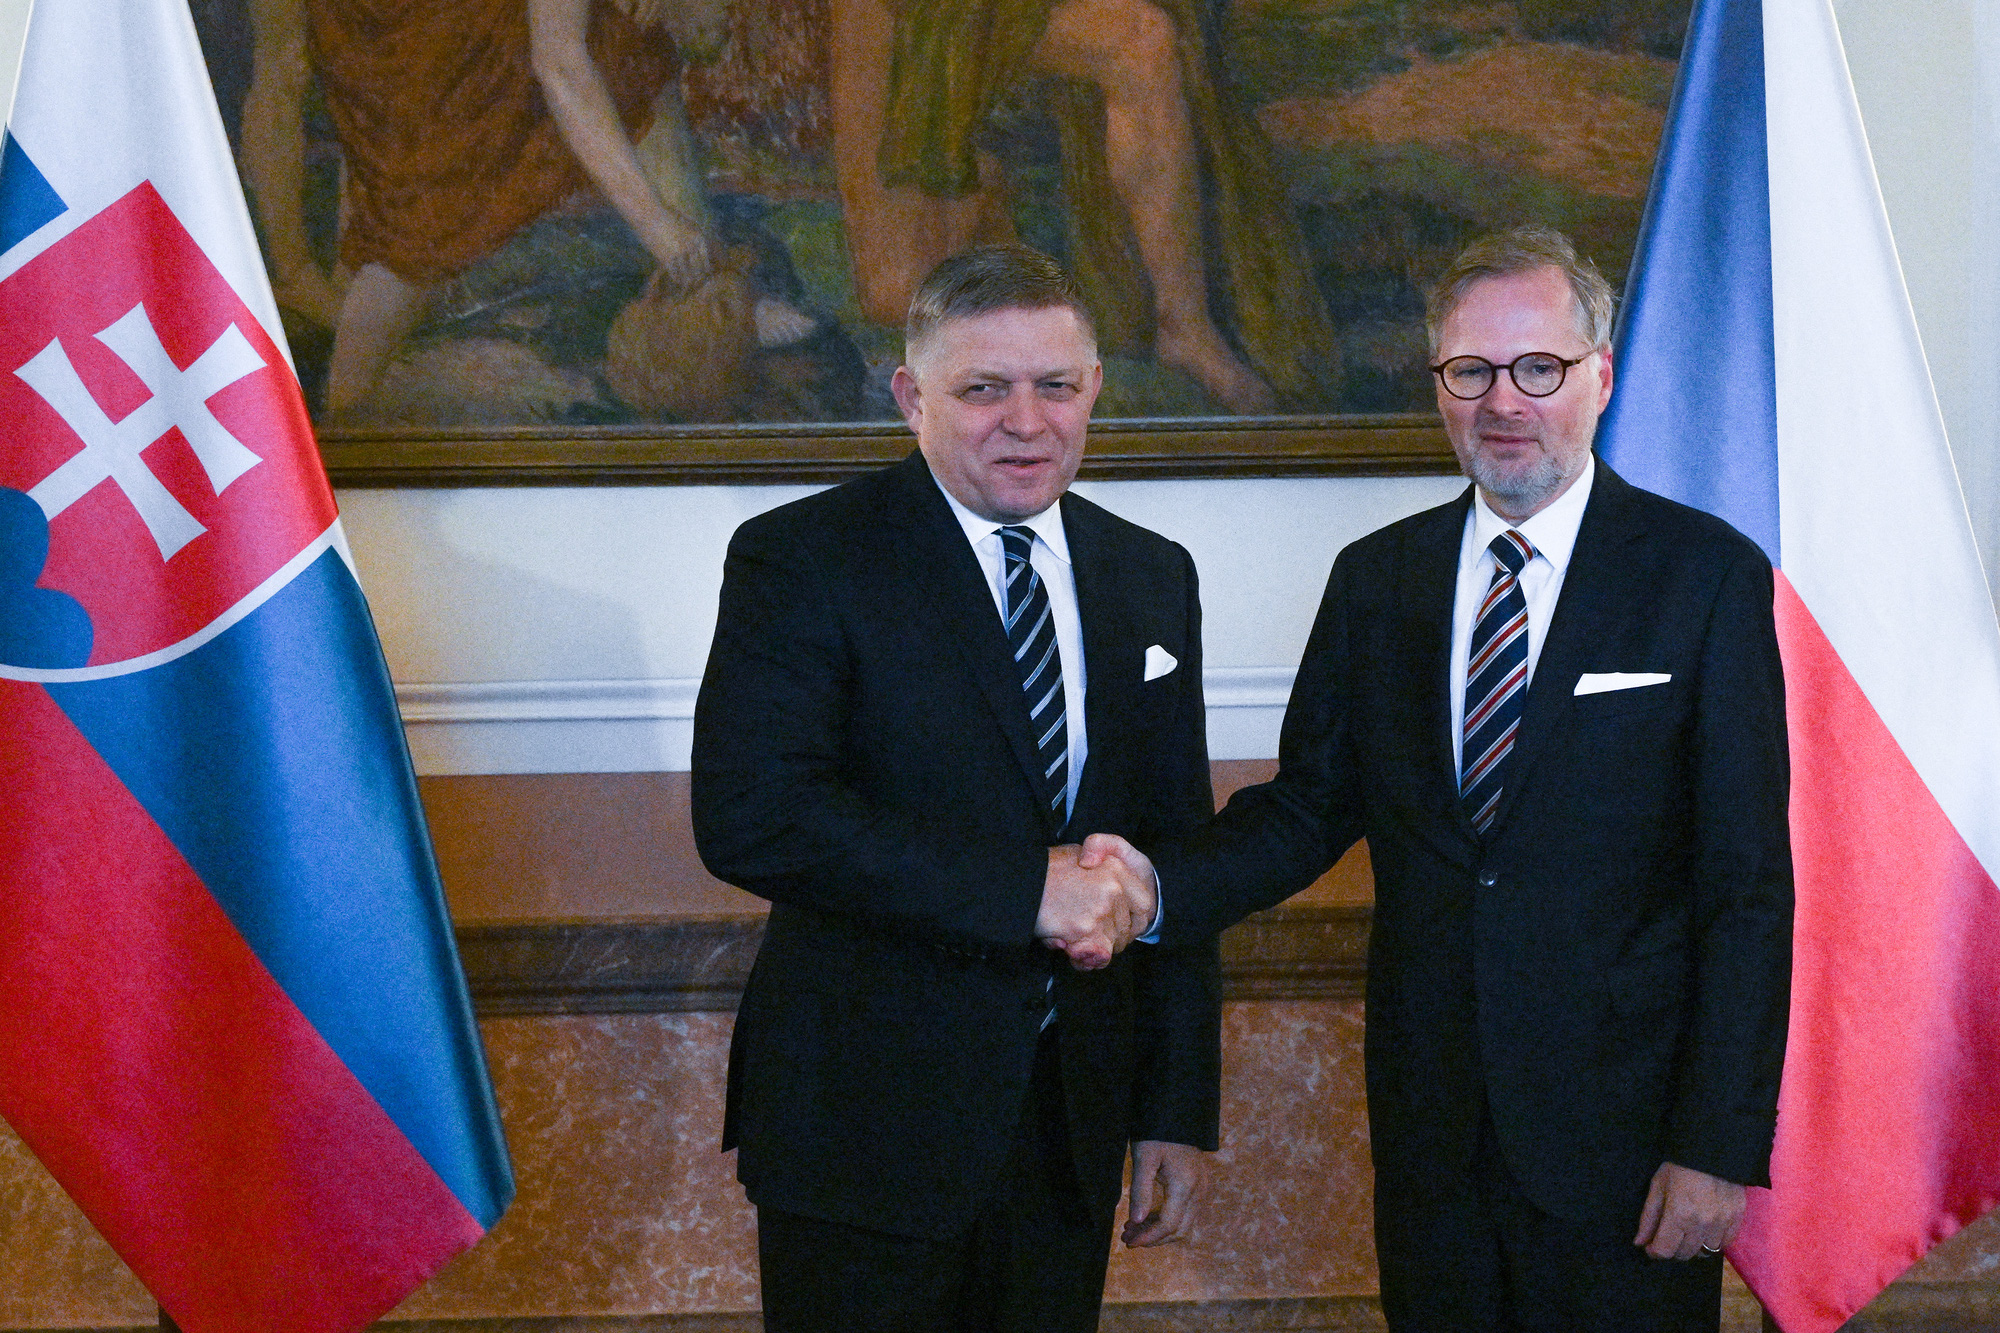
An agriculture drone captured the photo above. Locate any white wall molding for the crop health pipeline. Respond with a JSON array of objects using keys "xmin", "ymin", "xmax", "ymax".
[
  {"xmin": 1198, "ymin": 666, "xmax": 1297, "ymax": 765},
  {"xmin": 397, "ymin": 678, "xmax": 702, "ymax": 724},
  {"xmin": 396, "ymin": 668, "xmax": 1296, "ymax": 776}
]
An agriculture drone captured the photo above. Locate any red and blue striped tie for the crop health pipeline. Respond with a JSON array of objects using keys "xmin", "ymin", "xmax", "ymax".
[{"xmin": 1461, "ymin": 529, "xmax": 1534, "ymax": 833}]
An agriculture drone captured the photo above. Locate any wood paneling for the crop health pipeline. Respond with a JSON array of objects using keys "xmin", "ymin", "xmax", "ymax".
[
  {"xmin": 420, "ymin": 764, "xmax": 1372, "ymax": 925},
  {"xmin": 321, "ymin": 417, "xmax": 1456, "ymax": 488},
  {"xmin": 428, "ymin": 764, "xmax": 1375, "ymax": 1015},
  {"xmin": 455, "ymin": 901, "xmax": 1370, "ymax": 1016}
]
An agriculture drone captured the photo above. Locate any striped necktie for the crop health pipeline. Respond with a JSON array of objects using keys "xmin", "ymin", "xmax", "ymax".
[
  {"xmin": 1461, "ymin": 529, "xmax": 1534, "ymax": 834},
  {"xmin": 999, "ymin": 526, "xmax": 1069, "ymax": 818}
]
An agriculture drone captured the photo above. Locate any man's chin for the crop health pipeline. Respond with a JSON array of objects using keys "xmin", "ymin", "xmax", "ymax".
[
  {"xmin": 1469, "ymin": 459, "xmax": 1567, "ymax": 515},
  {"xmin": 982, "ymin": 472, "xmax": 1066, "ymax": 519}
]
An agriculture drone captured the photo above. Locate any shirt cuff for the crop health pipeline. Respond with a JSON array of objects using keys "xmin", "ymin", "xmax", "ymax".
[{"xmin": 1137, "ymin": 869, "xmax": 1164, "ymax": 944}]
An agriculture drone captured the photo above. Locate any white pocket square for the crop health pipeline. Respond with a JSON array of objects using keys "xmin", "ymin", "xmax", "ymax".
[
  {"xmin": 1143, "ymin": 644, "xmax": 1178, "ymax": 682},
  {"xmin": 1574, "ymin": 672, "xmax": 1671, "ymax": 696}
]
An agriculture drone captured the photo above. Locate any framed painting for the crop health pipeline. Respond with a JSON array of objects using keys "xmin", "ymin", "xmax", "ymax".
[{"xmin": 192, "ymin": 0, "xmax": 1688, "ymax": 483}]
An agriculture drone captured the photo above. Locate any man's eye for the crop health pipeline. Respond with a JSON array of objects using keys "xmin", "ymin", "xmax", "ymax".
[
  {"xmin": 959, "ymin": 383, "xmax": 1001, "ymax": 401},
  {"xmin": 1040, "ymin": 382, "xmax": 1078, "ymax": 399}
]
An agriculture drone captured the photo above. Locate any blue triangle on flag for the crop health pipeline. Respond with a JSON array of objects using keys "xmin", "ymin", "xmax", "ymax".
[
  {"xmin": 1598, "ymin": 0, "xmax": 1780, "ymax": 566},
  {"xmin": 0, "ymin": 131, "xmax": 67, "ymax": 254}
]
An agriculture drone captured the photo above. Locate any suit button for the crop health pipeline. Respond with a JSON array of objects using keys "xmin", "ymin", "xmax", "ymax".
[
  {"xmin": 1477, "ymin": 870, "xmax": 1497, "ymax": 887},
  {"xmin": 1024, "ymin": 997, "xmax": 1046, "ymax": 1014}
]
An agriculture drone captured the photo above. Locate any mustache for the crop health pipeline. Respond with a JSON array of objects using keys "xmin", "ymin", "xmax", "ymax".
[{"xmin": 1472, "ymin": 407, "xmax": 1541, "ymax": 438}]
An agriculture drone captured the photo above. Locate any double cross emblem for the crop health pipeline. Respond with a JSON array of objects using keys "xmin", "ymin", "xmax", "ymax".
[{"xmin": 21, "ymin": 301, "xmax": 267, "ymax": 561}]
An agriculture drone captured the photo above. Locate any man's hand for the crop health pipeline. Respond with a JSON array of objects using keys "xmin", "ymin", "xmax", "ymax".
[
  {"xmin": 1038, "ymin": 845, "xmax": 1155, "ymax": 969},
  {"xmin": 1078, "ymin": 831, "xmax": 1156, "ymax": 897},
  {"xmin": 1633, "ymin": 1161, "xmax": 1746, "ymax": 1260},
  {"xmin": 1122, "ymin": 1140, "xmax": 1205, "ymax": 1247}
]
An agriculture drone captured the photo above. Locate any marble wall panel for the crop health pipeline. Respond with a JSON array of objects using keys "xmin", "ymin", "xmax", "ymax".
[
  {"xmin": 1894, "ymin": 1205, "xmax": 2000, "ymax": 1282},
  {"xmin": 399, "ymin": 1000, "xmax": 1377, "ymax": 1318},
  {"xmin": 0, "ymin": 1128, "xmax": 150, "ymax": 1329},
  {"xmin": 388, "ymin": 1014, "xmax": 757, "ymax": 1319},
  {"xmin": 0, "ymin": 998, "xmax": 1376, "ymax": 1326},
  {"xmin": 1106, "ymin": 1001, "xmax": 1375, "ymax": 1303}
]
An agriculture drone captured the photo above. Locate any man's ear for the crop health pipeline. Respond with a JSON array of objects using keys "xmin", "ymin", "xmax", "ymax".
[{"xmin": 890, "ymin": 365, "xmax": 922, "ymax": 433}]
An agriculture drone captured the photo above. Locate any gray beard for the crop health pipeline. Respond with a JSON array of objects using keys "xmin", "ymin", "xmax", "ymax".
[{"xmin": 1465, "ymin": 448, "xmax": 1571, "ymax": 516}]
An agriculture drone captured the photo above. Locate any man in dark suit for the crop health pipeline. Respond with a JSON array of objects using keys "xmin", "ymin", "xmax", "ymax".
[
  {"xmin": 691, "ymin": 245, "xmax": 1220, "ymax": 1331},
  {"xmin": 1088, "ymin": 226, "xmax": 1793, "ymax": 1330}
]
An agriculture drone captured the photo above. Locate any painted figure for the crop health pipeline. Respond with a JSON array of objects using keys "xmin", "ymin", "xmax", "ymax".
[
  {"xmin": 305, "ymin": 0, "xmax": 808, "ymax": 414},
  {"xmin": 829, "ymin": 0, "xmax": 1339, "ymax": 414}
]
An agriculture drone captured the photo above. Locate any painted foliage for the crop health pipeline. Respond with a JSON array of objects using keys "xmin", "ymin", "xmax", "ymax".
[{"xmin": 194, "ymin": 0, "xmax": 1686, "ymax": 428}]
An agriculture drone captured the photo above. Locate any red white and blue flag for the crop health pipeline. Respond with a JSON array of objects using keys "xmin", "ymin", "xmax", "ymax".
[
  {"xmin": 0, "ymin": 0, "xmax": 513, "ymax": 1329},
  {"xmin": 1599, "ymin": 0, "xmax": 2000, "ymax": 1327}
]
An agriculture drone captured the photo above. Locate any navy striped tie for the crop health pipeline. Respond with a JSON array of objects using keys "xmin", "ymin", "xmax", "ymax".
[
  {"xmin": 1461, "ymin": 529, "xmax": 1534, "ymax": 833},
  {"xmin": 999, "ymin": 526, "xmax": 1068, "ymax": 817}
]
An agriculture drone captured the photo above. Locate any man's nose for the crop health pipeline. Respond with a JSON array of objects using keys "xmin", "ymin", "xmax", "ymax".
[
  {"xmin": 1001, "ymin": 387, "xmax": 1046, "ymax": 438},
  {"xmin": 1482, "ymin": 370, "xmax": 1535, "ymax": 414}
]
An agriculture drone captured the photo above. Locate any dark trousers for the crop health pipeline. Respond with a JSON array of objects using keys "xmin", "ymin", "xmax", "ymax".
[
  {"xmin": 1376, "ymin": 1109, "xmax": 1723, "ymax": 1333},
  {"xmin": 756, "ymin": 1027, "xmax": 1113, "ymax": 1333}
]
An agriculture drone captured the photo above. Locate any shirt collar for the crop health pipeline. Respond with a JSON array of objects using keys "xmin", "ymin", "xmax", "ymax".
[
  {"xmin": 1471, "ymin": 451, "xmax": 1595, "ymax": 574},
  {"xmin": 932, "ymin": 469, "xmax": 1073, "ymax": 566}
]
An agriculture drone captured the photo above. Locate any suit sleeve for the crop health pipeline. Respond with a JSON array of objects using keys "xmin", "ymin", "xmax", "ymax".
[
  {"xmin": 690, "ymin": 519, "xmax": 1050, "ymax": 948},
  {"xmin": 1127, "ymin": 544, "xmax": 1223, "ymax": 1149},
  {"xmin": 1152, "ymin": 552, "xmax": 1369, "ymax": 943},
  {"xmin": 1665, "ymin": 544, "xmax": 1794, "ymax": 1187}
]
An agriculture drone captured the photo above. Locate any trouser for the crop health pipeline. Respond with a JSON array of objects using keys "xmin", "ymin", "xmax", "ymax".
[
  {"xmin": 1376, "ymin": 1105, "xmax": 1724, "ymax": 1332},
  {"xmin": 756, "ymin": 1026, "xmax": 1113, "ymax": 1332}
]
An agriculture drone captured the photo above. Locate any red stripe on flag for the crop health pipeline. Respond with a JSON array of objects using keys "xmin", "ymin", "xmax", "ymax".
[
  {"xmin": 0, "ymin": 680, "xmax": 484, "ymax": 1332},
  {"xmin": 1731, "ymin": 573, "xmax": 2000, "ymax": 1333}
]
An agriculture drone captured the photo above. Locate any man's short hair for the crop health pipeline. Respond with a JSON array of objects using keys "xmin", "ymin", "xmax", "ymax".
[
  {"xmin": 1425, "ymin": 224, "xmax": 1615, "ymax": 356},
  {"xmin": 905, "ymin": 244, "xmax": 1096, "ymax": 361}
]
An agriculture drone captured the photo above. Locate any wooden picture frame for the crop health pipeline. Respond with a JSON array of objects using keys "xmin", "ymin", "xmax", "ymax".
[{"xmin": 316, "ymin": 414, "xmax": 1459, "ymax": 487}]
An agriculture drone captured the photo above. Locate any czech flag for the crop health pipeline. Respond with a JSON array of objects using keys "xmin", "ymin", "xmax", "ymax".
[
  {"xmin": 1598, "ymin": 0, "xmax": 2000, "ymax": 1328},
  {"xmin": 0, "ymin": 0, "xmax": 513, "ymax": 1329}
]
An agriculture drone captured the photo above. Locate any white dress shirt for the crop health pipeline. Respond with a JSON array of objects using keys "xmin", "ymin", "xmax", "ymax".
[
  {"xmin": 935, "ymin": 478, "xmax": 1088, "ymax": 819},
  {"xmin": 1449, "ymin": 453, "xmax": 1597, "ymax": 781}
]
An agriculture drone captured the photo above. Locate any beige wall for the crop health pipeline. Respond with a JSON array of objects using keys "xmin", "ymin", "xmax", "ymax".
[
  {"xmin": 333, "ymin": 474, "xmax": 1466, "ymax": 775},
  {"xmin": 1835, "ymin": 0, "xmax": 2000, "ymax": 615}
]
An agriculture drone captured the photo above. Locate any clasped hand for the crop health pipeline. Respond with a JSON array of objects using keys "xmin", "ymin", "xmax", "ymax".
[{"xmin": 1036, "ymin": 835, "xmax": 1158, "ymax": 969}]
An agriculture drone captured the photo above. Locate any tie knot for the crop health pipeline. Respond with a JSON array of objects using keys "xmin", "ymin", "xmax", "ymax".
[
  {"xmin": 1489, "ymin": 529, "xmax": 1533, "ymax": 575},
  {"xmin": 999, "ymin": 526, "xmax": 1036, "ymax": 561}
]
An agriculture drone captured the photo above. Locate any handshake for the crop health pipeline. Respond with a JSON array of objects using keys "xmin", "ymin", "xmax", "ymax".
[{"xmin": 1036, "ymin": 833, "xmax": 1156, "ymax": 969}]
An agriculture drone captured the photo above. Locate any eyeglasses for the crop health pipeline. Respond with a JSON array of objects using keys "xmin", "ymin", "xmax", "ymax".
[{"xmin": 1429, "ymin": 352, "xmax": 1591, "ymax": 400}]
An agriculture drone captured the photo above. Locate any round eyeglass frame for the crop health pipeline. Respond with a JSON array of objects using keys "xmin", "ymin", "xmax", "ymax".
[{"xmin": 1428, "ymin": 351, "xmax": 1591, "ymax": 400}]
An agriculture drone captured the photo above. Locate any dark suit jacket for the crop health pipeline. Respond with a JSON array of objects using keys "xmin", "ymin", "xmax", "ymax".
[
  {"xmin": 692, "ymin": 451, "xmax": 1221, "ymax": 1239},
  {"xmin": 1156, "ymin": 461, "xmax": 1792, "ymax": 1224}
]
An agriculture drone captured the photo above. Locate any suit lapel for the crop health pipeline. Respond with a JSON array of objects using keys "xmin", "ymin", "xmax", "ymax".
[
  {"xmin": 890, "ymin": 453, "xmax": 1067, "ymax": 840},
  {"xmin": 1061, "ymin": 495, "xmax": 1134, "ymax": 837},
  {"xmin": 1483, "ymin": 463, "xmax": 1646, "ymax": 835},
  {"xmin": 1403, "ymin": 490, "xmax": 1483, "ymax": 845}
]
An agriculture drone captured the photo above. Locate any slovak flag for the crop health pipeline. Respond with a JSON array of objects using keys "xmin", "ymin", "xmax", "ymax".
[
  {"xmin": 1599, "ymin": 0, "xmax": 2000, "ymax": 1328},
  {"xmin": 0, "ymin": 0, "xmax": 513, "ymax": 1329}
]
